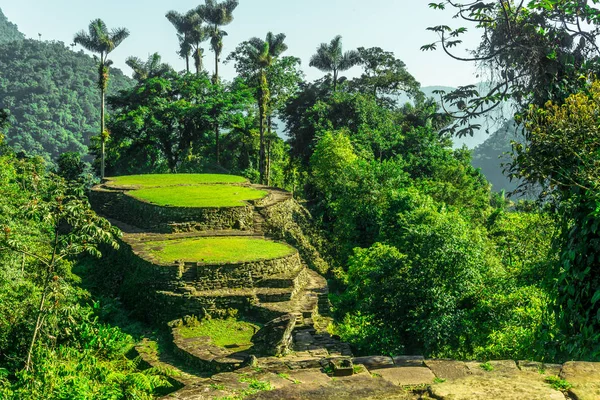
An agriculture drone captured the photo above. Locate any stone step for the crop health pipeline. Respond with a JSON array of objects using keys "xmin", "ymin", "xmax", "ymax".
[{"xmin": 256, "ymin": 266, "xmax": 310, "ymax": 290}]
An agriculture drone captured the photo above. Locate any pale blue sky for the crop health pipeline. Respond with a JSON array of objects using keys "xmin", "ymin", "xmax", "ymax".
[{"xmin": 2, "ymin": 0, "xmax": 480, "ymax": 87}]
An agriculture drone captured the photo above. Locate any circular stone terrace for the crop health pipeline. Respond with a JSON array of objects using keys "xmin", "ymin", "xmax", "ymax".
[
  {"xmin": 90, "ymin": 174, "xmax": 273, "ymax": 232},
  {"xmin": 104, "ymin": 174, "xmax": 268, "ymax": 208}
]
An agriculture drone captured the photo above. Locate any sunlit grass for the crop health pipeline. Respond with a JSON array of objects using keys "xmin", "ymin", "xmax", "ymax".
[
  {"xmin": 143, "ymin": 237, "xmax": 295, "ymax": 264},
  {"xmin": 127, "ymin": 184, "xmax": 267, "ymax": 208},
  {"xmin": 178, "ymin": 318, "xmax": 260, "ymax": 349},
  {"xmin": 105, "ymin": 174, "xmax": 247, "ymax": 189}
]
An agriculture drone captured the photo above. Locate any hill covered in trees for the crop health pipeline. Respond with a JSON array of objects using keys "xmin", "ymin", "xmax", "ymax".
[
  {"xmin": 0, "ymin": 11, "xmax": 132, "ymax": 162},
  {"xmin": 0, "ymin": 8, "xmax": 23, "ymax": 44}
]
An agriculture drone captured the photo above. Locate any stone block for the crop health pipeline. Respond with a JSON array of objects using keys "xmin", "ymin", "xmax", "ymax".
[
  {"xmin": 393, "ymin": 355, "xmax": 424, "ymax": 367},
  {"xmin": 376, "ymin": 366, "xmax": 435, "ymax": 386},
  {"xmin": 425, "ymin": 359, "xmax": 469, "ymax": 380},
  {"xmin": 560, "ymin": 361, "xmax": 600, "ymax": 400},
  {"xmin": 352, "ymin": 355, "xmax": 394, "ymax": 370},
  {"xmin": 329, "ymin": 358, "xmax": 353, "ymax": 377},
  {"xmin": 252, "ymin": 314, "xmax": 296, "ymax": 356}
]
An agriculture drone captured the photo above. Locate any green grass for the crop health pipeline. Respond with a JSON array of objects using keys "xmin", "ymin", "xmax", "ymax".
[
  {"xmin": 144, "ymin": 237, "xmax": 295, "ymax": 264},
  {"xmin": 480, "ymin": 362, "xmax": 494, "ymax": 372},
  {"xmin": 178, "ymin": 318, "xmax": 260, "ymax": 349},
  {"xmin": 127, "ymin": 184, "xmax": 267, "ymax": 208},
  {"xmin": 106, "ymin": 174, "xmax": 246, "ymax": 189},
  {"xmin": 545, "ymin": 376, "xmax": 573, "ymax": 391}
]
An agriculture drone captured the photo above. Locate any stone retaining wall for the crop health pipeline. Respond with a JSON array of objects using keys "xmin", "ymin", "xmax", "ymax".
[
  {"xmin": 179, "ymin": 252, "xmax": 303, "ymax": 291},
  {"xmin": 89, "ymin": 187, "xmax": 254, "ymax": 233}
]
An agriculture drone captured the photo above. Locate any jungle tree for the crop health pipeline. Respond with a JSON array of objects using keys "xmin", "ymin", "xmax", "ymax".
[
  {"xmin": 197, "ymin": 0, "xmax": 239, "ymax": 164},
  {"xmin": 423, "ymin": 0, "xmax": 600, "ymax": 136},
  {"xmin": 309, "ymin": 35, "xmax": 359, "ymax": 92},
  {"xmin": 0, "ymin": 175, "xmax": 120, "ymax": 371},
  {"xmin": 228, "ymin": 32, "xmax": 289, "ymax": 183},
  {"xmin": 73, "ymin": 19, "xmax": 129, "ymax": 179},
  {"xmin": 199, "ymin": 0, "xmax": 239, "ymax": 83},
  {"xmin": 166, "ymin": 9, "xmax": 208, "ymax": 74},
  {"xmin": 125, "ymin": 53, "xmax": 173, "ymax": 82}
]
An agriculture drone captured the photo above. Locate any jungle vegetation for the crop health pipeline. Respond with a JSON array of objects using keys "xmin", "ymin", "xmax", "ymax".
[{"xmin": 1, "ymin": 0, "xmax": 600, "ymax": 398}]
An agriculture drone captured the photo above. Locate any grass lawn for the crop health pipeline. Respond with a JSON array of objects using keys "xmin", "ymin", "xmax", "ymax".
[
  {"xmin": 143, "ymin": 237, "xmax": 295, "ymax": 264},
  {"xmin": 178, "ymin": 318, "xmax": 260, "ymax": 349},
  {"xmin": 105, "ymin": 174, "xmax": 246, "ymax": 189},
  {"xmin": 127, "ymin": 184, "xmax": 267, "ymax": 208}
]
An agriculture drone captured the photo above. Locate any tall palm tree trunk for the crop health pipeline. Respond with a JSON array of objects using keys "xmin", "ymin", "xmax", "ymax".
[
  {"xmin": 266, "ymin": 115, "xmax": 272, "ymax": 186},
  {"xmin": 100, "ymin": 86, "xmax": 106, "ymax": 179},
  {"xmin": 258, "ymin": 71, "xmax": 269, "ymax": 184},
  {"xmin": 215, "ymin": 123, "xmax": 220, "ymax": 164},
  {"xmin": 333, "ymin": 69, "xmax": 338, "ymax": 92},
  {"xmin": 186, "ymin": 55, "xmax": 190, "ymax": 73},
  {"xmin": 214, "ymin": 51, "xmax": 219, "ymax": 83}
]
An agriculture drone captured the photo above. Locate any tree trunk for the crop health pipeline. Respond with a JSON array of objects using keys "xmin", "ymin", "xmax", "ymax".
[
  {"xmin": 100, "ymin": 86, "xmax": 105, "ymax": 179},
  {"xmin": 215, "ymin": 122, "xmax": 220, "ymax": 165},
  {"xmin": 258, "ymin": 71, "xmax": 269, "ymax": 184},
  {"xmin": 333, "ymin": 69, "xmax": 338, "ymax": 92},
  {"xmin": 214, "ymin": 51, "xmax": 219, "ymax": 83},
  {"xmin": 186, "ymin": 55, "xmax": 190, "ymax": 73},
  {"xmin": 266, "ymin": 115, "xmax": 273, "ymax": 186}
]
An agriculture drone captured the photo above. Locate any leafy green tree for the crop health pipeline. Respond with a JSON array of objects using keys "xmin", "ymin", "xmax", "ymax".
[
  {"xmin": 166, "ymin": 9, "xmax": 207, "ymax": 74},
  {"xmin": 106, "ymin": 72, "xmax": 252, "ymax": 174},
  {"xmin": 199, "ymin": 0, "xmax": 239, "ymax": 83},
  {"xmin": 73, "ymin": 19, "xmax": 130, "ymax": 179},
  {"xmin": 228, "ymin": 32, "xmax": 289, "ymax": 183},
  {"xmin": 351, "ymin": 47, "xmax": 424, "ymax": 108},
  {"xmin": 508, "ymin": 82, "xmax": 600, "ymax": 359},
  {"xmin": 125, "ymin": 53, "xmax": 173, "ymax": 82},
  {"xmin": 55, "ymin": 152, "xmax": 86, "ymax": 182},
  {"xmin": 424, "ymin": 0, "xmax": 600, "ymax": 136},
  {"xmin": 0, "ymin": 171, "xmax": 119, "ymax": 371},
  {"xmin": 309, "ymin": 35, "xmax": 359, "ymax": 92}
]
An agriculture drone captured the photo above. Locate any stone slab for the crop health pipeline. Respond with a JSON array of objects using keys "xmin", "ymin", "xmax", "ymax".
[
  {"xmin": 376, "ymin": 366, "xmax": 435, "ymax": 386},
  {"xmin": 352, "ymin": 355, "xmax": 394, "ymax": 370},
  {"xmin": 425, "ymin": 359, "xmax": 470, "ymax": 380},
  {"xmin": 517, "ymin": 360, "xmax": 562, "ymax": 376},
  {"xmin": 393, "ymin": 355, "xmax": 424, "ymax": 367},
  {"xmin": 561, "ymin": 361, "xmax": 600, "ymax": 400},
  {"xmin": 429, "ymin": 375, "xmax": 566, "ymax": 400}
]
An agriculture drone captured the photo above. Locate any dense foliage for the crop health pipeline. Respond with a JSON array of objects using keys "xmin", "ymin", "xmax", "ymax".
[
  {"xmin": 2, "ymin": 4, "xmax": 600, "ymax": 397},
  {"xmin": 0, "ymin": 8, "xmax": 23, "ymax": 44},
  {"xmin": 0, "ymin": 39, "xmax": 132, "ymax": 162},
  {"xmin": 0, "ymin": 135, "xmax": 170, "ymax": 398}
]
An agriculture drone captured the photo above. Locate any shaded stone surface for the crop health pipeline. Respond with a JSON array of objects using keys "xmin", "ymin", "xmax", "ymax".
[
  {"xmin": 561, "ymin": 361, "xmax": 600, "ymax": 400},
  {"xmin": 352, "ymin": 355, "xmax": 394, "ymax": 370},
  {"xmin": 425, "ymin": 359, "xmax": 470, "ymax": 381},
  {"xmin": 252, "ymin": 313, "xmax": 296, "ymax": 356},
  {"xmin": 517, "ymin": 360, "xmax": 562, "ymax": 376},
  {"xmin": 375, "ymin": 366, "xmax": 436, "ymax": 386},
  {"xmin": 393, "ymin": 355, "xmax": 424, "ymax": 367}
]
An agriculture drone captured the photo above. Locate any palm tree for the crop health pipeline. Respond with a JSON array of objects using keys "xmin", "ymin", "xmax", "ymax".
[
  {"xmin": 244, "ymin": 32, "xmax": 288, "ymax": 183},
  {"xmin": 309, "ymin": 35, "xmax": 359, "ymax": 91},
  {"xmin": 198, "ymin": 0, "xmax": 239, "ymax": 83},
  {"xmin": 126, "ymin": 53, "xmax": 172, "ymax": 82},
  {"xmin": 74, "ymin": 19, "xmax": 129, "ymax": 179},
  {"xmin": 166, "ymin": 9, "xmax": 207, "ymax": 74}
]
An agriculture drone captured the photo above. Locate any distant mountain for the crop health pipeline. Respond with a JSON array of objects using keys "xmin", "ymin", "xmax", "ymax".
[
  {"xmin": 0, "ymin": 8, "xmax": 24, "ymax": 44},
  {"xmin": 471, "ymin": 119, "xmax": 528, "ymax": 194}
]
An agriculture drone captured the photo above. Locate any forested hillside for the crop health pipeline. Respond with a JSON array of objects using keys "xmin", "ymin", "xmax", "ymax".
[
  {"xmin": 0, "ymin": 34, "xmax": 132, "ymax": 162},
  {"xmin": 0, "ymin": 8, "xmax": 23, "ymax": 44}
]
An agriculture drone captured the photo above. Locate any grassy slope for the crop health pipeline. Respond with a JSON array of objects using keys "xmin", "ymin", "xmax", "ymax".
[
  {"xmin": 178, "ymin": 319, "xmax": 260, "ymax": 348},
  {"xmin": 144, "ymin": 237, "xmax": 295, "ymax": 264},
  {"xmin": 106, "ymin": 174, "xmax": 247, "ymax": 189},
  {"xmin": 128, "ymin": 185, "xmax": 267, "ymax": 208}
]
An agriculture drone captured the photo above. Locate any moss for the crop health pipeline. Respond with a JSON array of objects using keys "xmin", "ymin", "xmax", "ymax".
[
  {"xmin": 142, "ymin": 237, "xmax": 295, "ymax": 264},
  {"xmin": 129, "ymin": 185, "xmax": 268, "ymax": 208},
  {"xmin": 177, "ymin": 318, "xmax": 260, "ymax": 349},
  {"xmin": 105, "ymin": 174, "xmax": 247, "ymax": 189}
]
